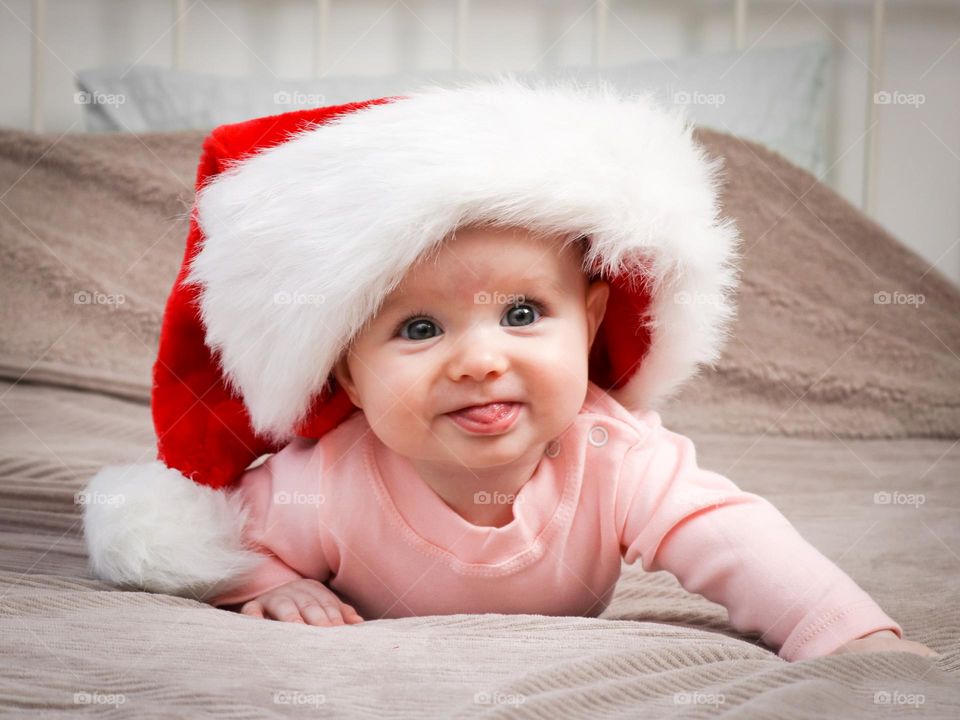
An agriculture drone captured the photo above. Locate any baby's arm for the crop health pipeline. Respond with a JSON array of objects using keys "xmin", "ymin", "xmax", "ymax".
[
  {"xmin": 616, "ymin": 421, "xmax": 935, "ymax": 661},
  {"xmin": 206, "ymin": 450, "xmax": 352, "ymax": 624}
]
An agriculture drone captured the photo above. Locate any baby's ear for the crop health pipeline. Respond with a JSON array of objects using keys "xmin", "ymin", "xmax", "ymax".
[
  {"xmin": 585, "ymin": 279, "xmax": 610, "ymax": 350},
  {"xmin": 332, "ymin": 352, "xmax": 362, "ymax": 408}
]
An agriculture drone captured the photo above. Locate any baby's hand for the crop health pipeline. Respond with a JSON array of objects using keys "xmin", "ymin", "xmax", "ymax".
[
  {"xmin": 829, "ymin": 629, "xmax": 938, "ymax": 658},
  {"xmin": 239, "ymin": 578, "xmax": 365, "ymax": 627}
]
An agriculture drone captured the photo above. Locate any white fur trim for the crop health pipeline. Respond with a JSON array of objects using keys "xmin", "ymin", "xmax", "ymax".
[
  {"xmin": 81, "ymin": 461, "xmax": 263, "ymax": 599},
  {"xmin": 189, "ymin": 75, "xmax": 741, "ymax": 442}
]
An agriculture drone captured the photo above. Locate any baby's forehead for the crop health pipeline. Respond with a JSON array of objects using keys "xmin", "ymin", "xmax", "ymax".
[
  {"xmin": 393, "ymin": 227, "xmax": 586, "ymax": 294},
  {"xmin": 383, "ymin": 264, "xmax": 573, "ymax": 310}
]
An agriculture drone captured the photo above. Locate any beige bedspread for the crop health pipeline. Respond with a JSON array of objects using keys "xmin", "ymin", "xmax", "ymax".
[{"xmin": 1, "ymin": 118, "xmax": 958, "ymax": 717}]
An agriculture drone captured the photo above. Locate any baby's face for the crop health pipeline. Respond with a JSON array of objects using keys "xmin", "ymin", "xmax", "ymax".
[{"xmin": 333, "ymin": 225, "xmax": 609, "ymax": 469}]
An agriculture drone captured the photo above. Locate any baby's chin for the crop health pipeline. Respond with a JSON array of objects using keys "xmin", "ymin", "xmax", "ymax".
[
  {"xmin": 439, "ymin": 439, "xmax": 538, "ymax": 469},
  {"xmin": 385, "ymin": 414, "xmax": 573, "ymax": 468}
]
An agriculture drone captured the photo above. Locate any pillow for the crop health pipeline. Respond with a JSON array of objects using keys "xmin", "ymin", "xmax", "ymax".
[
  {"xmin": 2, "ymin": 123, "xmax": 957, "ymax": 437},
  {"xmin": 550, "ymin": 42, "xmax": 832, "ymax": 177},
  {"xmin": 76, "ymin": 42, "xmax": 831, "ymax": 175}
]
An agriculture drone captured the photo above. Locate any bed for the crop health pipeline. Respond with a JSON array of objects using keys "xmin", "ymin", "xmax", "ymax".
[{"xmin": 1, "ymin": 120, "xmax": 959, "ymax": 717}]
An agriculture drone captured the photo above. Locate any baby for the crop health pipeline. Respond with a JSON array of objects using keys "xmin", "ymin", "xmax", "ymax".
[
  {"xmin": 205, "ymin": 222, "xmax": 934, "ymax": 662},
  {"xmin": 82, "ymin": 79, "xmax": 936, "ymax": 663}
]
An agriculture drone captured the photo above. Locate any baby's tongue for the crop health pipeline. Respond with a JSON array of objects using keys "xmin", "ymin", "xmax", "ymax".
[{"xmin": 452, "ymin": 402, "xmax": 515, "ymax": 422}]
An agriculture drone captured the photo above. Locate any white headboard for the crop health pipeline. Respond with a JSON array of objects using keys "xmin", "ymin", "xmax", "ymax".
[{"xmin": 20, "ymin": 0, "xmax": 889, "ymax": 212}]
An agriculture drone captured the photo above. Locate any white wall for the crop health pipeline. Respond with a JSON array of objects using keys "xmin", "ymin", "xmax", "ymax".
[{"xmin": 1, "ymin": 0, "xmax": 958, "ymax": 286}]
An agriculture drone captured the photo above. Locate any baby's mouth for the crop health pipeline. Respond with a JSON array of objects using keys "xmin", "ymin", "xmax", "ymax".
[{"xmin": 445, "ymin": 402, "xmax": 523, "ymax": 435}]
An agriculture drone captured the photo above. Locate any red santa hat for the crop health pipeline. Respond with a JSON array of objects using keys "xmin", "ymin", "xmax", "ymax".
[{"xmin": 81, "ymin": 76, "xmax": 741, "ymax": 600}]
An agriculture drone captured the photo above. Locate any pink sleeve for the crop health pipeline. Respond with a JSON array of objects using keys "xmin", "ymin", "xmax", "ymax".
[
  {"xmin": 207, "ymin": 452, "xmax": 332, "ymax": 608},
  {"xmin": 616, "ymin": 423, "xmax": 903, "ymax": 662}
]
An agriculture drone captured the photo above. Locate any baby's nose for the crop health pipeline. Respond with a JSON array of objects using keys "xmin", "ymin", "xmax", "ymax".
[{"xmin": 446, "ymin": 329, "xmax": 509, "ymax": 382}]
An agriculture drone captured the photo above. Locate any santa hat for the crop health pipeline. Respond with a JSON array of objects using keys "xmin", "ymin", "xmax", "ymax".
[{"xmin": 81, "ymin": 75, "xmax": 741, "ymax": 600}]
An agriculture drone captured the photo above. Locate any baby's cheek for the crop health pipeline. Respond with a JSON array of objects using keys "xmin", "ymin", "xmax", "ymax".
[
  {"xmin": 364, "ymin": 375, "xmax": 433, "ymax": 438},
  {"xmin": 529, "ymin": 362, "xmax": 589, "ymax": 429},
  {"xmin": 524, "ymin": 339, "xmax": 588, "ymax": 396},
  {"xmin": 362, "ymin": 358, "xmax": 426, "ymax": 409},
  {"xmin": 377, "ymin": 409, "xmax": 442, "ymax": 464},
  {"xmin": 364, "ymin": 400, "xmax": 425, "ymax": 456}
]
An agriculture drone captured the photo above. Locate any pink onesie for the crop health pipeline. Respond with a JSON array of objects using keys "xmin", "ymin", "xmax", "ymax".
[{"xmin": 209, "ymin": 381, "xmax": 902, "ymax": 661}]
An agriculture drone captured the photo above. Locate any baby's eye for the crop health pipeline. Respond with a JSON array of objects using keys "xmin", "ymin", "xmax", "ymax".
[
  {"xmin": 400, "ymin": 318, "xmax": 441, "ymax": 341},
  {"xmin": 501, "ymin": 303, "xmax": 541, "ymax": 327}
]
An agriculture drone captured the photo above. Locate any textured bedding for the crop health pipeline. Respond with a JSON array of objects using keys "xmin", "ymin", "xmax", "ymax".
[{"xmin": 1, "ymin": 119, "xmax": 959, "ymax": 717}]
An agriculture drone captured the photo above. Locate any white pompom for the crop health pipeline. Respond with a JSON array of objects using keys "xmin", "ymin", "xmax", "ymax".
[{"xmin": 81, "ymin": 461, "xmax": 263, "ymax": 599}]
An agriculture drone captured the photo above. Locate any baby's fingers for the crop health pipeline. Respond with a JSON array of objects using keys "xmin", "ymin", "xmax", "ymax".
[
  {"xmin": 239, "ymin": 601, "xmax": 265, "ymax": 619},
  {"xmin": 341, "ymin": 604, "xmax": 365, "ymax": 624},
  {"xmin": 262, "ymin": 597, "xmax": 307, "ymax": 624},
  {"xmin": 903, "ymin": 641, "xmax": 940, "ymax": 657},
  {"xmin": 296, "ymin": 595, "xmax": 347, "ymax": 627},
  {"xmin": 296, "ymin": 588, "xmax": 364, "ymax": 626}
]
